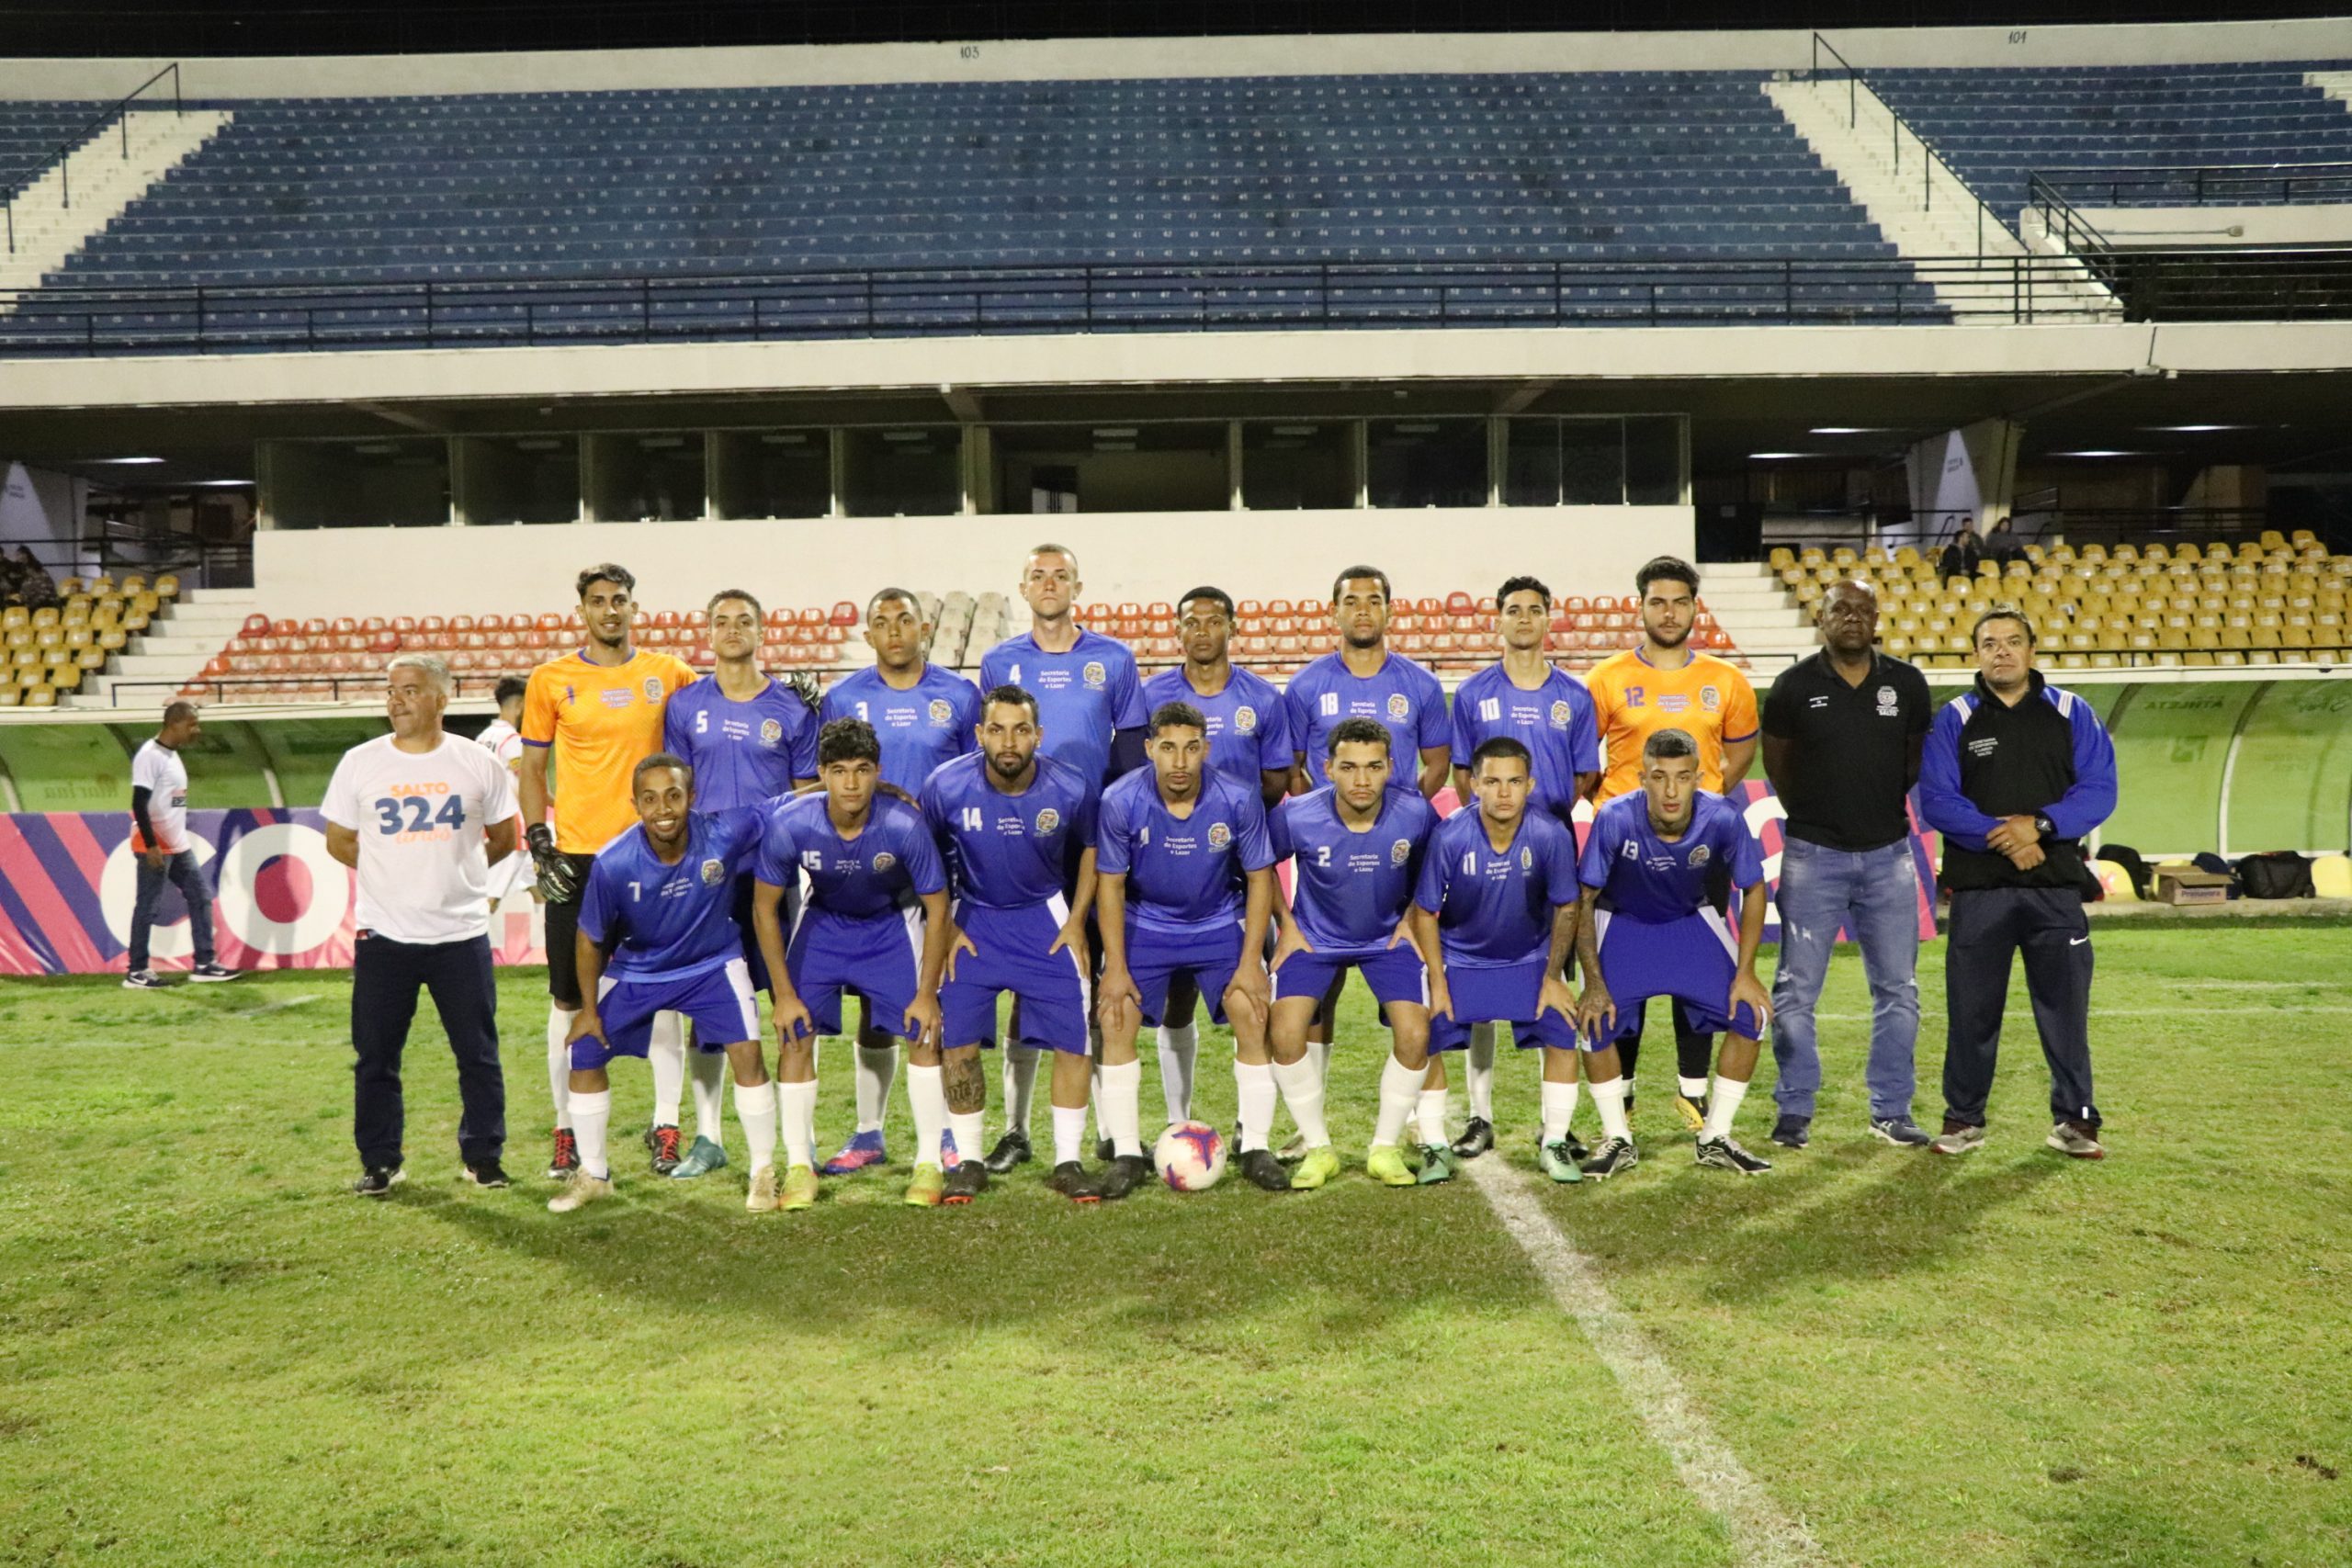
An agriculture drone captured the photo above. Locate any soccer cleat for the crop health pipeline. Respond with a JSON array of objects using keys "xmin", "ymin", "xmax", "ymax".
[
  {"xmin": 547, "ymin": 1172, "xmax": 614, "ymax": 1213},
  {"xmin": 669, "ymin": 1135, "xmax": 729, "ymax": 1179},
  {"xmin": 1275, "ymin": 1132, "xmax": 1310, "ymax": 1165},
  {"xmin": 1449, "ymin": 1116, "xmax": 1495, "ymax": 1159},
  {"xmin": 645, "ymin": 1123, "xmax": 684, "ymax": 1176},
  {"xmin": 1580, "ymin": 1135, "xmax": 1638, "ymax": 1179},
  {"xmin": 1672, "ymin": 1091, "xmax": 1710, "ymax": 1133},
  {"xmin": 546, "ymin": 1127, "xmax": 580, "ymax": 1180},
  {"xmin": 904, "ymin": 1163, "xmax": 945, "ymax": 1207},
  {"xmin": 1415, "ymin": 1144, "xmax": 1458, "ymax": 1186},
  {"xmin": 2046, "ymin": 1121, "xmax": 2106, "ymax": 1160},
  {"xmin": 461, "ymin": 1159, "xmax": 510, "ymax": 1189},
  {"xmin": 1097, "ymin": 1154, "xmax": 1151, "ymax": 1201},
  {"xmin": 1366, "ymin": 1145, "xmax": 1418, "ymax": 1188},
  {"xmin": 940, "ymin": 1161, "xmax": 990, "ymax": 1204},
  {"xmin": 1694, "ymin": 1134, "xmax": 1772, "ymax": 1174},
  {"xmin": 780, "ymin": 1164, "xmax": 820, "ymax": 1211},
  {"xmin": 1930, "ymin": 1121, "xmax": 1986, "ymax": 1156},
  {"xmin": 1290, "ymin": 1145, "xmax": 1341, "ymax": 1190},
  {"xmin": 351, "ymin": 1166, "xmax": 405, "ymax": 1198},
  {"xmin": 188, "ymin": 963, "xmax": 241, "ymax": 983},
  {"xmin": 821, "ymin": 1129, "xmax": 888, "ymax": 1175},
  {"xmin": 1093, "ymin": 1135, "xmax": 1116, "ymax": 1164},
  {"xmin": 1045, "ymin": 1161, "xmax": 1102, "ymax": 1202},
  {"xmin": 1870, "ymin": 1115, "xmax": 1932, "ymax": 1148},
  {"xmin": 1537, "ymin": 1137, "xmax": 1584, "ymax": 1184},
  {"xmin": 1236, "ymin": 1149, "xmax": 1291, "ymax": 1191},
  {"xmin": 983, "ymin": 1130, "xmax": 1033, "ymax": 1175},
  {"xmin": 121, "ymin": 969, "xmax": 166, "ymax": 990},
  {"xmin": 745, "ymin": 1165, "xmax": 780, "ymax": 1213},
  {"xmin": 1770, "ymin": 1114, "xmax": 1812, "ymax": 1150}
]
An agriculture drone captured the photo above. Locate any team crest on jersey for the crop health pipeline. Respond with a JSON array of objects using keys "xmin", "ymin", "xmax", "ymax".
[
  {"xmin": 1082, "ymin": 660, "xmax": 1106, "ymax": 688},
  {"xmin": 643, "ymin": 677, "xmax": 664, "ymax": 704},
  {"xmin": 1549, "ymin": 700, "xmax": 1571, "ymax": 727},
  {"xmin": 759, "ymin": 717, "xmax": 783, "ymax": 746},
  {"xmin": 927, "ymin": 698, "xmax": 953, "ymax": 725},
  {"xmin": 1390, "ymin": 838, "xmax": 1412, "ymax": 867},
  {"xmin": 1877, "ymin": 684, "xmax": 1900, "ymax": 717},
  {"xmin": 1208, "ymin": 822, "xmax": 1231, "ymax": 850},
  {"xmin": 1234, "ymin": 705, "xmax": 1257, "ymax": 734},
  {"xmin": 1700, "ymin": 686, "xmax": 1721, "ymax": 713},
  {"xmin": 1521, "ymin": 846, "xmax": 1533, "ymax": 871},
  {"xmin": 1689, "ymin": 844, "xmax": 1712, "ymax": 868},
  {"xmin": 1386, "ymin": 693, "xmax": 1410, "ymax": 721},
  {"xmin": 1035, "ymin": 807, "xmax": 1061, "ymax": 835},
  {"xmin": 699, "ymin": 857, "xmax": 727, "ymax": 886},
  {"xmin": 873, "ymin": 852, "xmax": 898, "ymax": 873}
]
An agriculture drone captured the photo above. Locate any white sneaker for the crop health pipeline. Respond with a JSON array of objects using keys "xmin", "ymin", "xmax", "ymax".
[
  {"xmin": 746, "ymin": 1165, "xmax": 780, "ymax": 1213},
  {"xmin": 122, "ymin": 969, "xmax": 165, "ymax": 990},
  {"xmin": 1929, "ymin": 1122, "xmax": 1986, "ymax": 1156},
  {"xmin": 547, "ymin": 1172, "xmax": 614, "ymax": 1213}
]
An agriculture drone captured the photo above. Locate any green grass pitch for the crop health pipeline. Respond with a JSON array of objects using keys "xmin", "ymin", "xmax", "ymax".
[{"xmin": 2, "ymin": 923, "xmax": 2349, "ymax": 1567}]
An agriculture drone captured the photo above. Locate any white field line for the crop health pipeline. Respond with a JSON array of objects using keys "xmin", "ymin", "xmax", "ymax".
[
  {"xmin": 1466, "ymin": 1156, "xmax": 1834, "ymax": 1568},
  {"xmin": 1815, "ymin": 1006, "xmax": 2352, "ymax": 1020}
]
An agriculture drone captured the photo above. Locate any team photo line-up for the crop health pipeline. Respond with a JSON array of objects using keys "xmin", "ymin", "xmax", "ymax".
[{"xmin": 248, "ymin": 539, "xmax": 2116, "ymax": 1209}]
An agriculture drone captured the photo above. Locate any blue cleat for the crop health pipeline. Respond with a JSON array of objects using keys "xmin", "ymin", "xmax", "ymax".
[{"xmin": 821, "ymin": 1129, "xmax": 889, "ymax": 1176}]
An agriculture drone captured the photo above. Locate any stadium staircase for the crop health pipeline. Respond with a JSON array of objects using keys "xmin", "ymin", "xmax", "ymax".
[{"xmin": 0, "ymin": 106, "xmax": 233, "ymax": 301}]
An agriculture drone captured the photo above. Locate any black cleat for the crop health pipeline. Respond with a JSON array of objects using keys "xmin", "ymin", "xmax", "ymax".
[
  {"xmin": 1094, "ymin": 1135, "xmax": 1116, "ymax": 1164},
  {"xmin": 1449, "ymin": 1116, "xmax": 1495, "ymax": 1159},
  {"xmin": 1045, "ymin": 1160, "xmax": 1102, "ymax": 1202},
  {"xmin": 1580, "ymin": 1135, "xmax": 1638, "ymax": 1179},
  {"xmin": 1694, "ymin": 1134, "xmax": 1773, "ymax": 1175},
  {"xmin": 645, "ymin": 1123, "xmax": 684, "ymax": 1176},
  {"xmin": 351, "ymin": 1166, "xmax": 405, "ymax": 1198},
  {"xmin": 984, "ymin": 1130, "xmax": 1033, "ymax": 1174},
  {"xmin": 461, "ymin": 1159, "xmax": 510, "ymax": 1189},
  {"xmin": 1097, "ymin": 1154, "xmax": 1151, "ymax": 1201},
  {"xmin": 941, "ymin": 1162, "xmax": 990, "ymax": 1204},
  {"xmin": 1770, "ymin": 1114, "xmax": 1811, "ymax": 1150},
  {"xmin": 1237, "ymin": 1148, "xmax": 1291, "ymax": 1191}
]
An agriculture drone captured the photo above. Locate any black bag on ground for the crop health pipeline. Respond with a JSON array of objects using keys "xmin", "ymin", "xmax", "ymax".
[
  {"xmin": 2236, "ymin": 852, "xmax": 2315, "ymax": 900},
  {"xmin": 2192, "ymin": 852, "xmax": 2244, "ymax": 897}
]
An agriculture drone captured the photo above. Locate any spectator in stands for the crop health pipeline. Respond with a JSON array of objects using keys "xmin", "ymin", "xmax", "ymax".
[
  {"xmin": 1938, "ymin": 523, "xmax": 1984, "ymax": 586},
  {"xmin": 0, "ymin": 553, "xmax": 21, "ymax": 607},
  {"xmin": 11, "ymin": 547, "xmax": 58, "ymax": 611},
  {"xmin": 124, "ymin": 701, "xmax": 241, "ymax": 988},
  {"xmin": 1983, "ymin": 516, "xmax": 2023, "ymax": 569}
]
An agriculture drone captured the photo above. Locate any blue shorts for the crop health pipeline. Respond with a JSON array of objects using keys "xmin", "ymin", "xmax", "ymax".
[
  {"xmin": 576, "ymin": 957, "xmax": 762, "ymax": 1071},
  {"xmin": 1429, "ymin": 953, "xmax": 1581, "ymax": 1053},
  {"xmin": 1592, "ymin": 908, "xmax": 1763, "ymax": 1044},
  {"xmin": 941, "ymin": 898, "xmax": 1091, "ymax": 1055},
  {"xmin": 787, "ymin": 904, "xmax": 925, "ymax": 1041},
  {"xmin": 1127, "ymin": 919, "xmax": 1247, "ymax": 1027},
  {"xmin": 1271, "ymin": 942, "xmax": 1429, "ymax": 1010}
]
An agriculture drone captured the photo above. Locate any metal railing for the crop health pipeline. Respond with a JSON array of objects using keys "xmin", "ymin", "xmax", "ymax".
[
  {"xmin": 1807, "ymin": 33, "xmax": 1993, "ymax": 257},
  {"xmin": 2031, "ymin": 162, "xmax": 2352, "ymax": 209},
  {"xmin": 3, "ymin": 62, "xmax": 183, "ymax": 255}
]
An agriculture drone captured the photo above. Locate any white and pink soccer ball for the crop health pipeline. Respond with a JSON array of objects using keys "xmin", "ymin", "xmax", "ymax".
[{"xmin": 1152, "ymin": 1121, "xmax": 1227, "ymax": 1191}]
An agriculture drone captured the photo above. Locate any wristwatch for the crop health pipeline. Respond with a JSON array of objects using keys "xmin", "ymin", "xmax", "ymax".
[{"xmin": 2033, "ymin": 814, "xmax": 2056, "ymax": 839}]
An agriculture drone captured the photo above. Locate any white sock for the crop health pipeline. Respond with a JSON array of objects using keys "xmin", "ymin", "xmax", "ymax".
[
  {"xmin": 908, "ymin": 1064, "xmax": 947, "ymax": 1169},
  {"xmin": 547, "ymin": 1007, "xmax": 576, "ymax": 1129},
  {"xmin": 1466, "ymin": 1022, "xmax": 1498, "ymax": 1122},
  {"xmin": 1234, "ymin": 1061, "xmax": 1277, "ymax": 1153},
  {"xmin": 1100, "ymin": 1059, "xmax": 1144, "ymax": 1159},
  {"xmin": 735, "ymin": 1079, "xmax": 778, "ymax": 1173},
  {"xmin": 1051, "ymin": 1102, "xmax": 1088, "ymax": 1167},
  {"xmin": 689, "ymin": 1046, "xmax": 727, "ymax": 1148},
  {"xmin": 1372, "ymin": 1055, "xmax": 1423, "ymax": 1150},
  {"xmin": 1679, "ymin": 1074, "xmax": 1711, "ymax": 1100},
  {"xmin": 1541, "ymin": 1079, "xmax": 1580, "ymax": 1144},
  {"xmin": 778, "ymin": 1079, "xmax": 818, "ymax": 1168},
  {"xmin": 1003, "ymin": 1042, "xmax": 1039, "ymax": 1136},
  {"xmin": 1271, "ymin": 1055, "xmax": 1330, "ymax": 1149},
  {"xmin": 571, "ymin": 1088, "xmax": 612, "ymax": 1179},
  {"xmin": 1590, "ymin": 1077, "xmax": 1630, "ymax": 1142},
  {"xmin": 1090, "ymin": 1062, "xmax": 1108, "ymax": 1143},
  {"xmin": 1703, "ymin": 1076, "xmax": 1749, "ymax": 1140},
  {"xmin": 854, "ymin": 1042, "xmax": 899, "ymax": 1135},
  {"xmin": 1417, "ymin": 1086, "xmax": 1450, "ymax": 1147},
  {"xmin": 649, "ymin": 1010, "xmax": 685, "ymax": 1127},
  {"xmin": 1156, "ymin": 1023, "xmax": 1199, "ymax": 1122},
  {"xmin": 948, "ymin": 1108, "xmax": 986, "ymax": 1168}
]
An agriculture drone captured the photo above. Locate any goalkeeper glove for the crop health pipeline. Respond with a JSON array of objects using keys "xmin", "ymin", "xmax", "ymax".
[{"xmin": 526, "ymin": 823, "xmax": 581, "ymax": 904}]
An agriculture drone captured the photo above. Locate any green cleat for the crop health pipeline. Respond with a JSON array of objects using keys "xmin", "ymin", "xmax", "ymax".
[
  {"xmin": 780, "ymin": 1164, "xmax": 819, "ymax": 1212},
  {"xmin": 904, "ymin": 1163, "xmax": 944, "ymax": 1207},
  {"xmin": 1537, "ymin": 1136, "xmax": 1585, "ymax": 1184},
  {"xmin": 1415, "ymin": 1144, "xmax": 1458, "ymax": 1185},
  {"xmin": 1290, "ymin": 1145, "xmax": 1342, "ymax": 1190},
  {"xmin": 668, "ymin": 1135, "xmax": 729, "ymax": 1179},
  {"xmin": 1366, "ymin": 1145, "xmax": 1419, "ymax": 1188}
]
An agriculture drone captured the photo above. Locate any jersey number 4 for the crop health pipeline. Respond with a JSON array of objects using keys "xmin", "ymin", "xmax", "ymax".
[{"xmin": 372, "ymin": 795, "xmax": 466, "ymax": 834}]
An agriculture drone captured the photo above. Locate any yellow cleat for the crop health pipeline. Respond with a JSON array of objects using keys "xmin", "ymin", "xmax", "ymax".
[
  {"xmin": 1365, "ymin": 1145, "xmax": 1418, "ymax": 1188},
  {"xmin": 745, "ymin": 1165, "xmax": 779, "ymax": 1213},
  {"xmin": 1290, "ymin": 1145, "xmax": 1342, "ymax": 1190},
  {"xmin": 781, "ymin": 1163, "xmax": 819, "ymax": 1212},
  {"xmin": 547, "ymin": 1173, "xmax": 613, "ymax": 1213},
  {"xmin": 904, "ymin": 1163, "xmax": 944, "ymax": 1208}
]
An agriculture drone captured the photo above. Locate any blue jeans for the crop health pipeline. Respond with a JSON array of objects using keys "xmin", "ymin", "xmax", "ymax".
[
  {"xmin": 129, "ymin": 848, "xmax": 217, "ymax": 972},
  {"xmin": 1769, "ymin": 837, "xmax": 1920, "ymax": 1121}
]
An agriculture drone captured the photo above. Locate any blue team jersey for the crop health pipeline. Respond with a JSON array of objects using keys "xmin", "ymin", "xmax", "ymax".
[
  {"xmin": 978, "ymin": 628, "xmax": 1148, "ymax": 787},
  {"xmin": 1140, "ymin": 664, "xmax": 1294, "ymax": 792},
  {"xmin": 1096, "ymin": 768, "xmax": 1275, "ymax": 936},
  {"xmin": 820, "ymin": 663, "xmax": 983, "ymax": 796},
  {"xmin": 753, "ymin": 792, "xmax": 945, "ymax": 919},
  {"xmin": 1269, "ymin": 786, "xmax": 1438, "ymax": 953},
  {"xmin": 919, "ymin": 750, "xmax": 1099, "ymax": 911},
  {"xmin": 1449, "ymin": 663, "xmax": 1601, "ymax": 825},
  {"xmin": 1415, "ymin": 807, "xmax": 1582, "ymax": 967},
  {"xmin": 1577, "ymin": 790, "xmax": 1764, "ymax": 923},
  {"xmin": 1283, "ymin": 649, "xmax": 1450, "ymax": 794},
  {"xmin": 579, "ymin": 808, "xmax": 764, "ymax": 982},
  {"xmin": 662, "ymin": 676, "xmax": 818, "ymax": 811}
]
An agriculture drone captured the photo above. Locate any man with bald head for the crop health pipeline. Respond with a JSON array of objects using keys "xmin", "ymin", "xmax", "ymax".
[{"xmin": 1759, "ymin": 579, "xmax": 1933, "ymax": 1150}]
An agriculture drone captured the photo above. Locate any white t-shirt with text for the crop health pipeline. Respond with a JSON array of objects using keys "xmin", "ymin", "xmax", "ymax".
[
  {"xmin": 322, "ymin": 732, "xmax": 520, "ymax": 944},
  {"xmin": 130, "ymin": 739, "xmax": 191, "ymax": 853}
]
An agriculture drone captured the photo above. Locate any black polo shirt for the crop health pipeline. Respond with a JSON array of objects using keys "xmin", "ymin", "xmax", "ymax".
[{"xmin": 1761, "ymin": 650, "xmax": 1933, "ymax": 851}]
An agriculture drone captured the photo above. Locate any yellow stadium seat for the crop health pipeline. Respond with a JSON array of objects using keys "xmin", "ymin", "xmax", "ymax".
[
  {"xmin": 153, "ymin": 574, "xmax": 181, "ymax": 599},
  {"xmin": 2096, "ymin": 861, "xmax": 2141, "ymax": 902},
  {"xmin": 21, "ymin": 685, "xmax": 54, "ymax": 708},
  {"xmin": 2312, "ymin": 855, "xmax": 2352, "ymax": 900}
]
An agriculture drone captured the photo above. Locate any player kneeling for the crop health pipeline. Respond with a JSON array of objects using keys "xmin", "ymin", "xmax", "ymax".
[
  {"xmin": 552, "ymin": 756, "xmax": 776, "ymax": 1213},
  {"xmin": 1095, "ymin": 703, "xmax": 1285, "ymax": 1196},
  {"xmin": 1573, "ymin": 728, "xmax": 1776, "ymax": 1177},
  {"xmin": 1413, "ymin": 737, "xmax": 1592, "ymax": 1183},
  {"xmin": 751, "ymin": 718, "xmax": 954, "ymax": 1209}
]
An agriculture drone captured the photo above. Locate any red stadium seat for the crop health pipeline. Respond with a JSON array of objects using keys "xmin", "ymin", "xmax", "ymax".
[
  {"xmin": 419, "ymin": 615, "xmax": 447, "ymax": 634},
  {"xmin": 796, "ymin": 607, "xmax": 825, "ymax": 626},
  {"xmin": 450, "ymin": 615, "xmax": 478, "ymax": 634},
  {"xmin": 240, "ymin": 615, "xmax": 269, "ymax": 638},
  {"xmin": 1238, "ymin": 600, "xmax": 1263, "ymax": 616},
  {"xmin": 300, "ymin": 617, "xmax": 327, "ymax": 636},
  {"xmin": 831, "ymin": 601, "xmax": 858, "ymax": 626},
  {"xmin": 369, "ymin": 631, "xmax": 399, "ymax": 654},
  {"xmin": 1266, "ymin": 599, "xmax": 1293, "ymax": 616},
  {"xmin": 1446, "ymin": 592, "xmax": 1475, "ymax": 615},
  {"xmin": 650, "ymin": 609, "xmax": 680, "ymax": 629},
  {"xmin": 535, "ymin": 613, "xmax": 562, "ymax": 633},
  {"xmin": 270, "ymin": 618, "xmax": 299, "ymax": 637},
  {"xmin": 333, "ymin": 616, "xmax": 357, "ymax": 635},
  {"xmin": 1476, "ymin": 595, "xmax": 1498, "ymax": 614}
]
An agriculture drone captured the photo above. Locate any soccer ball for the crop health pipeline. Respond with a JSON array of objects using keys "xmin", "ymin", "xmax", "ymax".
[{"xmin": 1152, "ymin": 1121, "xmax": 1227, "ymax": 1191}]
